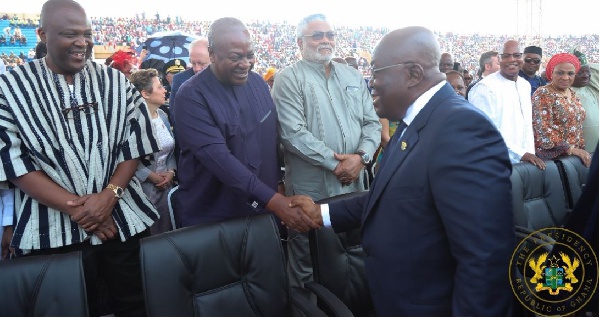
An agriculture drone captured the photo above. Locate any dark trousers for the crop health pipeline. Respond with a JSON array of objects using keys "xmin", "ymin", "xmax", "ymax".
[{"xmin": 25, "ymin": 229, "xmax": 150, "ymax": 316}]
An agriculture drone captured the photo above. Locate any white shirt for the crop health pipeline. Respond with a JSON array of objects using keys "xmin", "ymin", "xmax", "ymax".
[
  {"xmin": 322, "ymin": 81, "xmax": 447, "ymax": 227},
  {"xmin": 468, "ymin": 71, "xmax": 535, "ymax": 163}
]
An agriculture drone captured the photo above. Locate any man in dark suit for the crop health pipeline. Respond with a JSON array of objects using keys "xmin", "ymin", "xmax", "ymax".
[
  {"xmin": 292, "ymin": 26, "xmax": 516, "ymax": 316},
  {"xmin": 169, "ymin": 37, "xmax": 210, "ymax": 163}
]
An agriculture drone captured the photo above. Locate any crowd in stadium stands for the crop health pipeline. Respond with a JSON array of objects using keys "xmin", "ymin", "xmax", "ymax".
[{"xmin": 1, "ymin": 13, "xmax": 598, "ymax": 78}]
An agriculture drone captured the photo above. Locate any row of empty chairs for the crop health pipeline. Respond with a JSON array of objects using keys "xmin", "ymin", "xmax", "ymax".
[{"xmin": 0, "ymin": 155, "xmax": 591, "ymax": 316}]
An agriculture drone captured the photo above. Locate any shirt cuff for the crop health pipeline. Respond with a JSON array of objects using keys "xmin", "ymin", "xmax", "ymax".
[
  {"xmin": 321, "ymin": 204, "xmax": 331, "ymax": 227},
  {"xmin": 2, "ymin": 213, "xmax": 13, "ymax": 227},
  {"xmin": 247, "ymin": 182, "xmax": 277, "ymax": 212}
]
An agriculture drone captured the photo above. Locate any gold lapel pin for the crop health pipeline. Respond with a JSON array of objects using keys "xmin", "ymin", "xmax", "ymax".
[{"xmin": 401, "ymin": 141, "xmax": 407, "ymax": 150}]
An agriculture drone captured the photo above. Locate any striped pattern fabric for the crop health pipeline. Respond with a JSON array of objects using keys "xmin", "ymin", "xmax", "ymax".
[{"xmin": 0, "ymin": 59, "xmax": 160, "ymax": 250}]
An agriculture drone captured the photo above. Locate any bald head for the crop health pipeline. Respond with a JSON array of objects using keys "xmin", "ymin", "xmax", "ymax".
[
  {"xmin": 207, "ymin": 17, "xmax": 254, "ymax": 86},
  {"xmin": 207, "ymin": 17, "xmax": 249, "ymax": 51},
  {"xmin": 40, "ymin": 0, "xmax": 85, "ymax": 28},
  {"xmin": 499, "ymin": 40, "xmax": 523, "ymax": 81},
  {"xmin": 374, "ymin": 26, "xmax": 441, "ymax": 73},
  {"xmin": 370, "ymin": 26, "xmax": 445, "ymax": 121},
  {"xmin": 38, "ymin": 0, "xmax": 92, "ymax": 77},
  {"xmin": 189, "ymin": 37, "xmax": 210, "ymax": 73}
]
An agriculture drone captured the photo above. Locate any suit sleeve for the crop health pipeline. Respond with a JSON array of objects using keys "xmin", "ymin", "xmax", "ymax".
[
  {"xmin": 429, "ymin": 108, "xmax": 515, "ymax": 316},
  {"xmin": 328, "ymin": 192, "xmax": 369, "ymax": 233}
]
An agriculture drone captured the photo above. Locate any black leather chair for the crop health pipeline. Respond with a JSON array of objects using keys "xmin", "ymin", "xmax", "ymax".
[
  {"xmin": 306, "ymin": 191, "xmax": 374, "ymax": 316},
  {"xmin": 0, "ymin": 251, "xmax": 88, "ymax": 316},
  {"xmin": 510, "ymin": 161, "xmax": 570, "ymax": 229},
  {"xmin": 139, "ymin": 213, "xmax": 327, "ymax": 316},
  {"xmin": 554, "ymin": 155, "xmax": 591, "ymax": 209}
]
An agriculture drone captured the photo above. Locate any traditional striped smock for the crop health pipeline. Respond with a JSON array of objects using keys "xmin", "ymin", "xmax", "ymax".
[{"xmin": 0, "ymin": 59, "xmax": 160, "ymax": 250}]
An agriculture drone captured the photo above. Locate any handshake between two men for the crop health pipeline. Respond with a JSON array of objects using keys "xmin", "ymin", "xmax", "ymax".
[{"xmin": 265, "ymin": 193, "xmax": 324, "ymax": 233}]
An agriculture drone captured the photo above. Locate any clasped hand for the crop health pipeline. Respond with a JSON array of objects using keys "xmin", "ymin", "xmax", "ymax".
[
  {"xmin": 333, "ymin": 153, "xmax": 364, "ymax": 186},
  {"xmin": 266, "ymin": 193, "xmax": 323, "ymax": 233},
  {"xmin": 66, "ymin": 190, "xmax": 118, "ymax": 241},
  {"xmin": 149, "ymin": 172, "xmax": 174, "ymax": 189}
]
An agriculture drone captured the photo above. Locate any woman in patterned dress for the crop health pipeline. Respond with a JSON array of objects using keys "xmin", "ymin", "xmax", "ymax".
[{"xmin": 532, "ymin": 53, "xmax": 591, "ymax": 167}]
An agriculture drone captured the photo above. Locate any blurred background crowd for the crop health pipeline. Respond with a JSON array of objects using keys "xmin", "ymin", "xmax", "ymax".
[{"xmin": 1, "ymin": 12, "xmax": 598, "ymax": 79}]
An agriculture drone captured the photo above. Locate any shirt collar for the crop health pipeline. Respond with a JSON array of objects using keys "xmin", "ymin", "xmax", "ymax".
[{"xmin": 403, "ymin": 80, "xmax": 446, "ymax": 126}]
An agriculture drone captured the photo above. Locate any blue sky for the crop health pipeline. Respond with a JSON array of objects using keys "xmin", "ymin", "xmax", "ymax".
[{"xmin": 7, "ymin": 0, "xmax": 600, "ymax": 36}]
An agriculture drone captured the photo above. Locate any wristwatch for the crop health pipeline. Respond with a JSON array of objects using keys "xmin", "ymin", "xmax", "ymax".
[
  {"xmin": 106, "ymin": 183, "xmax": 124, "ymax": 199},
  {"xmin": 356, "ymin": 150, "xmax": 371, "ymax": 165}
]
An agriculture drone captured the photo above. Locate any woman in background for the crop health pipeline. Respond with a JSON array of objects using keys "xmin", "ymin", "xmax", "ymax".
[
  {"xmin": 130, "ymin": 68, "xmax": 176, "ymax": 234},
  {"xmin": 532, "ymin": 53, "xmax": 591, "ymax": 167}
]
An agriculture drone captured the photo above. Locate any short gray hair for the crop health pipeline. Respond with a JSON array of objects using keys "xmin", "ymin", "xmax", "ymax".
[{"xmin": 296, "ymin": 14, "xmax": 330, "ymax": 39}]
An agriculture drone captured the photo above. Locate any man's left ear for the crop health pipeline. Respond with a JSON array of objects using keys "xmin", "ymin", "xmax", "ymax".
[{"xmin": 407, "ymin": 64, "xmax": 424, "ymax": 87}]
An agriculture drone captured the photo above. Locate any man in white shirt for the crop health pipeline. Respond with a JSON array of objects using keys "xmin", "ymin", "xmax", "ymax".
[{"xmin": 469, "ymin": 40, "xmax": 546, "ymax": 169}]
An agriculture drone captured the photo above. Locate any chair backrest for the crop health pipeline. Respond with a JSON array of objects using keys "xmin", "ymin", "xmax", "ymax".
[
  {"xmin": 140, "ymin": 214, "xmax": 293, "ymax": 316},
  {"xmin": 310, "ymin": 191, "xmax": 374, "ymax": 316},
  {"xmin": 554, "ymin": 155, "xmax": 590, "ymax": 209},
  {"xmin": 510, "ymin": 161, "xmax": 569, "ymax": 229},
  {"xmin": 0, "ymin": 251, "xmax": 88, "ymax": 316}
]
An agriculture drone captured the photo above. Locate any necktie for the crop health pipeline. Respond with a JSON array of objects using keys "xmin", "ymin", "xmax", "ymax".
[{"xmin": 378, "ymin": 121, "xmax": 407, "ymax": 171}]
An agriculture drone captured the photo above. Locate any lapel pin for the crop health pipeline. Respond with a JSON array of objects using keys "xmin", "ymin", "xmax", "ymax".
[{"xmin": 401, "ymin": 141, "xmax": 407, "ymax": 150}]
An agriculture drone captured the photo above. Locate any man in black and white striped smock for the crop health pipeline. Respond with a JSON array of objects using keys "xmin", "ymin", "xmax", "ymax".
[{"xmin": 0, "ymin": 0, "xmax": 160, "ymax": 316}]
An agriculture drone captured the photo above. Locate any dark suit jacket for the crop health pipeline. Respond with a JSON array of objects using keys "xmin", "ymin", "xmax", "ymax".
[
  {"xmin": 329, "ymin": 83, "xmax": 515, "ymax": 316},
  {"xmin": 169, "ymin": 68, "xmax": 195, "ymax": 164},
  {"xmin": 169, "ymin": 68, "xmax": 195, "ymax": 123}
]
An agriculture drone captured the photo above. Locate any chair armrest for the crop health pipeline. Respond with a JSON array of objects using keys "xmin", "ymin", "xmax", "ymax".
[
  {"xmin": 289, "ymin": 287, "xmax": 327, "ymax": 316},
  {"xmin": 304, "ymin": 281, "xmax": 354, "ymax": 317}
]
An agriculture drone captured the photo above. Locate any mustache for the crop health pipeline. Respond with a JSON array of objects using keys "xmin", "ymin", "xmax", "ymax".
[{"xmin": 317, "ymin": 45, "xmax": 333, "ymax": 51}]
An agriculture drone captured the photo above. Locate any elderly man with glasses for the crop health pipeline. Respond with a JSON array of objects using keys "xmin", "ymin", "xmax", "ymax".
[
  {"xmin": 519, "ymin": 45, "xmax": 547, "ymax": 96},
  {"xmin": 271, "ymin": 13, "xmax": 381, "ymax": 295},
  {"xmin": 469, "ymin": 40, "xmax": 546, "ymax": 169}
]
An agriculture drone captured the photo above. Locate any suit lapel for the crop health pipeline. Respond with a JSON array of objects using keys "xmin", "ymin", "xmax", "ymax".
[
  {"xmin": 363, "ymin": 83, "xmax": 457, "ymax": 220},
  {"xmin": 364, "ymin": 126, "xmax": 419, "ymax": 217}
]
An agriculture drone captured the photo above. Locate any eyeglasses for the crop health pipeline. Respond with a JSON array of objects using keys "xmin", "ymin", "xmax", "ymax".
[
  {"xmin": 524, "ymin": 58, "xmax": 541, "ymax": 64},
  {"xmin": 62, "ymin": 102, "xmax": 98, "ymax": 119},
  {"xmin": 370, "ymin": 62, "xmax": 414, "ymax": 74},
  {"xmin": 500, "ymin": 53, "xmax": 523, "ymax": 59},
  {"xmin": 303, "ymin": 31, "xmax": 335, "ymax": 41}
]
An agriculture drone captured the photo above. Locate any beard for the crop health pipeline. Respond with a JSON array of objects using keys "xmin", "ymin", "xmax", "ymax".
[{"xmin": 301, "ymin": 44, "xmax": 334, "ymax": 64}]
